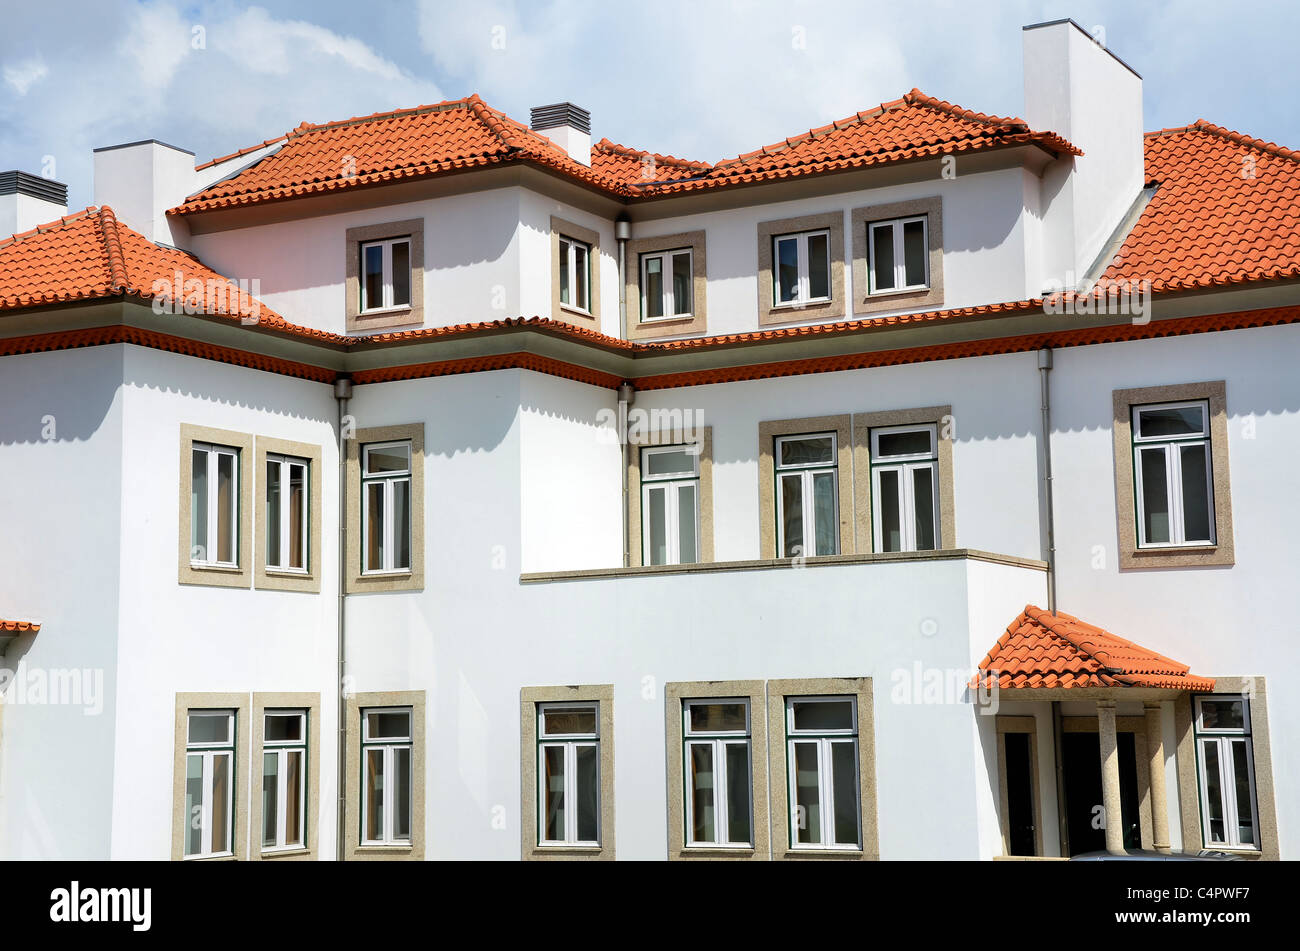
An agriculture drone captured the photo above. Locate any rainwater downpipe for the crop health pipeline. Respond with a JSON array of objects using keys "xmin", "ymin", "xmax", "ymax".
[
  {"xmin": 616, "ymin": 216, "xmax": 633, "ymax": 568},
  {"xmin": 1038, "ymin": 347, "xmax": 1057, "ymax": 614},
  {"xmin": 333, "ymin": 374, "xmax": 352, "ymax": 861}
]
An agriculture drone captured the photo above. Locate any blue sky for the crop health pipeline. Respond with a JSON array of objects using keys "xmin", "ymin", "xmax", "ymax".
[{"xmin": 3, "ymin": 0, "xmax": 1298, "ymax": 212}]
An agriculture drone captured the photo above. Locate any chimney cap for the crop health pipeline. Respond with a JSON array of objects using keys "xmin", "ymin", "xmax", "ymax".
[
  {"xmin": 92, "ymin": 138, "xmax": 195, "ymax": 156},
  {"xmin": 530, "ymin": 103, "xmax": 591, "ymax": 135},
  {"xmin": 0, "ymin": 170, "xmax": 68, "ymax": 205}
]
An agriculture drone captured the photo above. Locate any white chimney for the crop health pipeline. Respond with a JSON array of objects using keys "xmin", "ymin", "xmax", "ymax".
[
  {"xmin": 530, "ymin": 103, "xmax": 591, "ymax": 166},
  {"xmin": 0, "ymin": 171, "xmax": 68, "ymax": 237},
  {"xmin": 1023, "ymin": 19, "xmax": 1145, "ymax": 286},
  {"xmin": 93, "ymin": 139, "xmax": 197, "ymax": 247}
]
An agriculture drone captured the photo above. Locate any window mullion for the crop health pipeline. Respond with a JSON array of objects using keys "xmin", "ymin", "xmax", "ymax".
[
  {"xmin": 1167, "ymin": 443, "xmax": 1184, "ymax": 545},
  {"xmin": 565, "ymin": 742, "xmax": 577, "ymax": 843},
  {"xmin": 276, "ymin": 748, "xmax": 288, "ymax": 848},
  {"xmin": 818, "ymin": 738, "xmax": 831, "ymax": 844},
  {"xmin": 383, "ymin": 478, "xmax": 395, "ymax": 572},
  {"xmin": 894, "ymin": 225, "xmax": 906, "ymax": 288},
  {"xmin": 206, "ymin": 449, "xmax": 219, "ymax": 564},
  {"xmin": 713, "ymin": 737, "xmax": 727, "ymax": 844},
  {"xmin": 802, "ymin": 469, "xmax": 814, "ymax": 555},
  {"xmin": 201, "ymin": 752, "xmax": 214, "ymax": 855}
]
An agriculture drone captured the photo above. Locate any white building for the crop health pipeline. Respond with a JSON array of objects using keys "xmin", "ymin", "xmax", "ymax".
[{"xmin": 0, "ymin": 19, "xmax": 1294, "ymax": 861}]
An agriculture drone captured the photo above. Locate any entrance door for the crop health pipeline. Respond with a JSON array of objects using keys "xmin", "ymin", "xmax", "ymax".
[{"xmin": 1061, "ymin": 731, "xmax": 1141, "ymax": 854}]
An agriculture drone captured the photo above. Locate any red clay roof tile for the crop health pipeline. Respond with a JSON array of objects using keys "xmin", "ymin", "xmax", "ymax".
[{"xmin": 0, "ymin": 619, "xmax": 40, "ymax": 633}]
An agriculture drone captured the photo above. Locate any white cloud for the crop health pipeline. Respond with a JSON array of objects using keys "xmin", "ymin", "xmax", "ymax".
[{"xmin": 3, "ymin": 56, "xmax": 47, "ymax": 96}]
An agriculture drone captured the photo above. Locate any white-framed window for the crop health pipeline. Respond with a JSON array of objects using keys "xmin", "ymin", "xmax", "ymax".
[
  {"xmin": 1194, "ymin": 695, "xmax": 1259, "ymax": 851},
  {"xmin": 266, "ymin": 454, "xmax": 309, "ymax": 572},
  {"xmin": 641, "ymin": 445, "xmax": 700, "ymax": 566},
  {"xmin": 191, "ymin": 442, "xmax": 240, "ymax": 567},
  {"xmin": 870, "ymin": 424, "xmax": 938, "ymax": 552},
  {"xmin": 261, "ymin": 710, "xmax": 307, "ymax": 853},
  {"xmin": 361, "ymin": 707, "xmax": 412, "ymax": 846},
  {"xmin": 558, "ymin": 236, "xmax": 591, "ymax": 313},
  {"xmin": 1131, "ymin": 400, "xmax": 1215, "ymax": 548},
  {"xmin": 785, "ymin": 696, "xmax": 860, "ymax": 850},
  {"xmin": 867, "ymin": 215, "xmax": 928, "ymax": 294},
  {"xmin": 775, "ymin": 432, "xmax": 839, "ymax": 557},
  {"xmin": 184, "ymin": 709, "xmax": 236, "ymax": 859},
  {"xmin": 537, "ymin": 702, "xmax": 601, "ymax": 846},
  {"xmin": 359, "ymin": 237, "xmax": 412, "ymax": 313},
  {"xmin": 641, "ymin": 248, "xmax": 693, "ymax": 321},
  {"xmin": 773, "ymin": 229, "xmax": 831, "ymax": 306},
  {"xmin": 361, "ymin": 441, "xmax": 412, "ymax": 574},
  {"xmin": 683, "ymin": 699, "xmax": 753, "ymax": 848}
]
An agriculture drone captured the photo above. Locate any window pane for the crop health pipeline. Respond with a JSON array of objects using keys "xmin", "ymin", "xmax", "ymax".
[
  {"xmin": 872, "ymin": 224, "xmax": 896, "ymax": 290},
  {"xmin": 813, "ymin": 471, "xmax": 837, "ymax": 556},
  {"xmin": 366, "ymin": 710, "xmax": 411, "ymax": 740},
  {"xmin": 185, "ymin": 755, "xmax": 204, "ymax": 856},
  {"xmin": 285, "ymin": 750, "xmax": 303, "ymax": 847},
  {"xmin": 807, "ymin": 232, "xmax": 829, "ymax": 299},
  {"xmin": 289, "ymin": 464, "xmax": 306, "ymax": 569},
  {"xmin": 216, "ymin": 452, "xmax": 235, "ymax": 564},
  {"xmin": 558, "ymin": 239, "xmax": 570, "ymax": 305},
  {"xmin": 1200, "ymin": 699, "xmax": 1245, "ymax": 731},
  {"xmin": 779, "ymin": 435, "xmax": 833, "ymax": 466},
  {"xmin": 542, "ymin": 707, "xmax": 596, "ymax": 736},
  {"xmin": 913, "ymin": 466, "xmax": 937, "ymax": 551},
  {"xmin": 780, "ymin": 473, "xmax": 804, "ymax": 558},
  {"xmin": 689, "ymin": 743, "xmax": 715, "ymax": 843},
  {"xmin": 1231, "ymin": 740, "xmax": 1254, "ymax": 846},
  {"xmin": 677, "ymin": 483, "xmax": 697, "ymax": 564},
  {"xmin": 393, "ymin": 747, "xmax": 411, "ymax": 841},
  {"xmin": 903, "ymin": 219, "xmax": 926, "ymax": 286},
  {"xmin": 792, "ymin": 699, "xmax": 854, "ymax": 731},
  {"xmin": 265, "ymin": 713, "xmax": 303, "ymax": 743},
  {"xmin": 645, "ymin": 256, "xmax": 664, "ymax": 319},
  {"xmin": 262, "ymin": 752, "xmax": 279, "ymax": 848},
  {"xmin": 188, "ymin": 713, "xmax": 230, "ymax": 745},
  {"xmin": 879, "ymin": 469, "xmax": 902, "ymax": 552},
  {"xmin": 1180, "ymin": 443, "xmax": 1212, "ymax": 542},
  {"xmin": 775, "ymin": 237, "xmax": 798, "ymax": 303},
  {"xmin": 393, "ymin": 479, "xmax": 411, "ymax": 570},
  {"xmin": 876, "ymin": 429, "xmax": 932, "ymax": 458},
  {"xmin": 365, "ymin": 482, "xmax": 384, "ymax": 571},
  {"xmin": 365, "ymin": 749, "xmax": 384, "ymax": 841},
  {"xmin": 647, "ymin": 486, "xmax": 668, "ymax": 566},
  {"xmin": 831, "ymin": 742, "xmax": 859, "ymax": 845},
  {"xmin": 543, "ymin": 746, "xmax": 565, "ymax": 841},
  {"xmin": 644, "ymin": 449, "xmax": 696, "ymax": 477},
  {"xmin": 1138, "ymin": 404, "xmax": 1204, "ymax": 438},
  {"xmin": 672, "ymin": 251, "xmax": 692, "ymax": 314},
  {"xmin": 574, "ymin": 244, "xmax": 589, "ymax": 310},
  {"xmin": 1139, "ymin": 447, "xmax": 1171, "ymax": 543},
  {"xmin": 793, "ymin": 743, "xmax": 821, "ymax": 844},
  {"xmin": 191, "ymin": 449, "xmax": 208, "ymax": 558},
  {"xmin": 576, "ymin": 745, "xmax": 599, "ymax": 842},
  {"xmin": 363, "ymin": 243, "xmax": 383, "ymax": 310},
  {"xmin": 725, "ymin": 743, "xmax": 752, "ymax": 844},
  {"xmin": 1202, "ymin": 740, "xmax": 1224, "ymax": 842},
  {"xmin": 365, "ymin": 444, "xmax": 409, "ymax": 475},
  {"xmin": 391, "ymin": 240, "xmax": 410, "ymax": 307},
  {"xmin": 211, "ymin": 753, "xmax": 230, "ymax": 854},
  {"xmin": 266, "ymin": 460, "xmax": 282, "ymax": 567},
  {"xmin": 688, "ymin": 702, "xmax": 747, "ymax": 733}
]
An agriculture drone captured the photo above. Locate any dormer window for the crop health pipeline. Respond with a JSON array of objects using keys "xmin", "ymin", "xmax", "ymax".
[
  {"xmin": 360, "ymin": 237, "xmax": 412, "ymax": 313},
  {"xmin": 559, "ymin": 235, "xmax": 592, "ymax": 313},
  {"xmin": 868, "ymin": 216, "xmax": 928, "ymax": 294}
]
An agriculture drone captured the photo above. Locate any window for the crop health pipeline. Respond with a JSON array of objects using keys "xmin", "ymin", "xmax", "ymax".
[
  {"xmin": 867, "ymin": 216, "xmax": 928, "ymax": 294},
  {"xmin": 683, "ymin": 699, "xmax": 753, "ymax": 848},
  {"xmin": 640, "ymin": 445, "xmax": 700, "ymax": 566},
  {"xmin": 641, "ymin": 249, "xmax": 693, "ymax": 321},
  {"xmin": 359, "ymin": 237, "xmax": 412, "ymax": 313},
  {"xmin": 558, "ymin": 236, "xmax": 591, "ymax": 313},
  {"xmin": 190, "ymin": 442, "xmax": 240, "ymax": 567},
  {"xmin": 870, "ymin": 424, "xmax": 938, "ymax": 552},
  {"xmin": 773, "ymin": 230, "xmax": 831, "ymax": 306},
  {"xmin": 261, "ymin": 710, "xmax": 306, "ymax": 853},
  {"xmin": 184, "ymin": 710, "xmax": 236, "ymax": 859},
  {"xmin": 775, "ymin": 433, "xmax": 839, "ymax": 557},
  {"xmin": 265, "ymin": 454, "xmax": 309, "ymax": 573},
  {"xmin": 1131, "ymin": 401, "xmax": 1214, "ymax": 548},
  {"xmin": 536, "ymin": 702, "xmax": 601, "ymax": 847},
  {"xmin": 361, "ymin": 441, "xmax": 412, "ymax": 574},
  {"xmin": 361, "ymin": 707, "xmax": 413, "ymax": 846},
  {"xmin": 1194, "ymin": 696, "xmax": 1258, "ymax": 851},
  {"xmin": 785, "ymin": 697, "xmax": 860, "ymax": 850}
]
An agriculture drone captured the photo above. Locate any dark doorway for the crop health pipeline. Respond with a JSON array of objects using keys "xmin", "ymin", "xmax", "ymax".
[
  {"xmin": 1062, "ymin": 730, "xmax": 1141, "ymax": 855},
  {"xmin": 1004, "ymin": 732, "xmax": 1037, "ymax": 855}
]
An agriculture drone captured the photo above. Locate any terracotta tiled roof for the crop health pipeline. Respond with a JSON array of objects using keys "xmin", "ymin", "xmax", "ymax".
[
  {"xmin": 590, "ymin": 139, "xmax": 711, "ymax": 184},
  {"xmin": 974, "ymin": 604, "xmax": 1215, "ymax": 691},
  {"xmin": 0, "ymin": 619, "xmax": 40, "ymax": 633},
  {"xmin": 1102, "ymin": 121, "xmax": 1300, "ymax": 292}
]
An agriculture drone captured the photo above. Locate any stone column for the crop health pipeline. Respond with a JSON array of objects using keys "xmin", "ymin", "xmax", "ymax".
[
  {"xmin": 1144, "ymin": 701, "xmax": 1171, "ymax": 850},
  {"xmin": 1096, "ymin": 700, "xmax": 1125, "ymax": 853}
]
